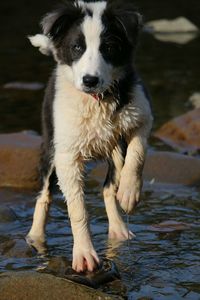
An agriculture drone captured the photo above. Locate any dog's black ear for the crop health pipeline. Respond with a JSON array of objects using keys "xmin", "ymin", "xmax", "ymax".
[
  {"xmin": 41, "ymin": 2, "xmax": 84, "ymax": 41},
  {"xmin": 106, "ymin": 0, "xmax": 143, "ymax": 45}
]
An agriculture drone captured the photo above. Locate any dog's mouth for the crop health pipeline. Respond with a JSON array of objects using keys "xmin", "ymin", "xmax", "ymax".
[
  {"xmin": 90, "ymin": 93, "xmax": 104, "ymax": 102},
  {"xmin": 88, "ymin": 81, "xmax": 120, "ymax": 103}
]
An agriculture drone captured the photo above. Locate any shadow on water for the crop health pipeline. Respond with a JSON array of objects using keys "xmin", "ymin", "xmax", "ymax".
[{"xmin": 0, "ymin": 0, "xmax": 200, "ymax": 299}]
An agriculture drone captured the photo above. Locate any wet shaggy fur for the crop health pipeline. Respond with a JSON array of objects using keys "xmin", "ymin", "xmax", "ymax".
[{"xmin": 27, "ymin": 0, "xmax": 153, "ymax": 272}]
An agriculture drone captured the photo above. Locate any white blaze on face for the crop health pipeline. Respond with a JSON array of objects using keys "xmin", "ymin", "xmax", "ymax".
[{"xmin": 72, "ymin": 1, "xmax": 112, "ymax": 92}]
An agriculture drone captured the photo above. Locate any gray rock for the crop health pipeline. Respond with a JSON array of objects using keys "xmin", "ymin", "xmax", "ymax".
[{"xmin": 0, "ymin": 271, "xmax": 121, "ymax": 300}]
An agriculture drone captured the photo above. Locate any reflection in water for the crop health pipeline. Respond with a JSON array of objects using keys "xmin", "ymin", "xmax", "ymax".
[{"xmin": 150, "ymin": 32, "xmax": 199, "ymax": 45}]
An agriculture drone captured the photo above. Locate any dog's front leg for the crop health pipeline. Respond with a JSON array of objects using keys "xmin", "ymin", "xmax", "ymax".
[
  {"xmin": 117, "ymin": 124, "xmax": 150, "ymax": 214},
  {"xmin": 55, "ymin": 152, "xmax": 99, "ymax": 272}
]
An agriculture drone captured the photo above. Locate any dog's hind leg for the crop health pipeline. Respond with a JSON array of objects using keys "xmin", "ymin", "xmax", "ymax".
[
  {"xmin": 103, "ymin": 140, "xmax": 135, "ymax": 241},
  {"xmin": 26, "ymin": 147, "xmax": 54, "ymax": 253}
]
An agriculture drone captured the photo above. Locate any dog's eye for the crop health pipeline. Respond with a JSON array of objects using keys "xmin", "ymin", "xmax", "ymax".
[
  {"xmin": 72, "ymin": 44, "xmax": 83, "ymax": 53},
  {"xmin": 105, "ymin": 43, "xmax": 115, "ymax": 53},
  {"xmin": 103, "ymin": 42, "xmax": 121, "ymax": 54}
]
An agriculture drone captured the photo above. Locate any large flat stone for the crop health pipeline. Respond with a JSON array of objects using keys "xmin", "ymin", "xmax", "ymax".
[
  {"xmin": 0, "ymin": 131, "xmax": 41, "ymax": 189},
  {"xmin": 154, "ymin": 108, "xmax": 200, "ymax": 152},
  {"xmin": 91, "ymin": 151, "xmax": 200, "ymax": 186},
  {"xmin": 143, "ymin": 151, "xmax": 200, "ymax": 186},
  {"xmin": 0, "ymin": 271, "xmax": 121, "ymax": 300}
]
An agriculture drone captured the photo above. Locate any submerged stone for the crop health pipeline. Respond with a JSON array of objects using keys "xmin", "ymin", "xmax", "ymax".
[
  {"xmin": 149, "ymin": 221, "xmax": 191, "ymax": 232},
  {"xmin": 43, "ymin": 256, "xmax": 121, "ymax": 289},
  {"xmin": 0, "ymin": 238, "xmax": 35, "ymax": 258}
]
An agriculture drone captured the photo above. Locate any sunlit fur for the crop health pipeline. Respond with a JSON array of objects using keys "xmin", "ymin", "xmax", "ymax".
[{"xmin": 27, "ymin": 0, "xmax": 153, "ymax": 273}]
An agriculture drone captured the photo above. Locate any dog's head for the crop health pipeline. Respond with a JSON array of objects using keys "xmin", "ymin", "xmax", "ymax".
[{"xmin": 29, "ymin": 0, "xmax": 142, "ymax": 94}]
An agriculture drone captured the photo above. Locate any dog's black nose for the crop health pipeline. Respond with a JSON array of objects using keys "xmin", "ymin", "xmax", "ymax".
[{"xmin": 83, "ymin": 75, "xmax": 99, "ymax": 88}]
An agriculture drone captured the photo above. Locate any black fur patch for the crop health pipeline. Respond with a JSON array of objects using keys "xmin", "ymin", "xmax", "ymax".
[
  {"xmin": 56, "ymin": 24, "xmax": 86, "ymax": 65},
  {"xmin": 86, "ymin": 8, "xmax": 93, "ymax": 17},
  {"xmin": 40, "ymin": 73, "xmax": 55, "ymax": 185},
  {"xmin": 42, "ymin": 3, "xmax": 84, "ymax": 41},
  {"xmin": 100, "ymin": 0, "xmax": 142, "ymax": 67},
  {"xmin": 41, "ymin": 2, "xmax": 88, "ymax": 65},
  {"xmin": 104, "ymin": 137, "xmax": 127, "ymax": 188},
  {"xmin": 117, "ymin": 70, "xmax": 137, "ymax": 110}
]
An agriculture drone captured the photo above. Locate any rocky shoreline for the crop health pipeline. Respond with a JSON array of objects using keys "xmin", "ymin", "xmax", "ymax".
[{"xmin": 0, "ymin": 130, "xmax": 200, "ymax": 190}]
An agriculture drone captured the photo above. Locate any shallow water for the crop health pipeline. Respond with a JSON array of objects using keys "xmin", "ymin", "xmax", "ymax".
[
  {"xmin": 0, "ymin": 1, "xmax": 200, "ymax": 299},
  {"xmin": 0, "ymin": 176, "xmax": 200, "ymax": 299}
]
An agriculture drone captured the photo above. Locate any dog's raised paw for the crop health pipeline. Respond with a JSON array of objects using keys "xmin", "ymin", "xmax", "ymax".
[{"xmin": 117, "ymin": 175, "xmax": 142, "ymax": 214}]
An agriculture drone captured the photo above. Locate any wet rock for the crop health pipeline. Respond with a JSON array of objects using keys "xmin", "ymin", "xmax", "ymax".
[
  {"xmin": 0, "ymin": 271, "xmax": 121, "ymax": 300},
  {"xmin": 144, "ymin": 151, "xmax": 200, "ymax": 186},
  {"xmin": 154, "ymin": 108, "xmax": 200, "ymax": 152},
  {"xmin": 3, "ymin": 82, "xmax": 44, "ymax": 91},
  {"xmin": 0, "ymin": 131, "xmax": 41, "ymax": 189},
  {"xmin": 145, "ymin": 17, "xmax": 198, "ymax": 33},
  {"xmin": 0, "ymin": 239, "xmax": 35, "ymax": 258},
  {"xmin": 43, "ymin": 256, "xmax": 120, "ymax": 289},
  {"xmin": 189, "ymin": 92, "xmax": 200, "ymax": 108},
  {"xmin": 0, "ymin": 205, "xmax": 17, "ymax": 222}
]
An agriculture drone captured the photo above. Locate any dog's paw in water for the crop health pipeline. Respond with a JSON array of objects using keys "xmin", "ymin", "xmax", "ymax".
[
  {"xmin": 73, "ymin": 242, "xmax": 100, "ymax": 273},
  {"xmin": 26, "ymin": 234, "xmax": 47, "ymax": 254},
  {"xmin": 109, "ymin": 220, "xmax": 135, "ymax": 241}
]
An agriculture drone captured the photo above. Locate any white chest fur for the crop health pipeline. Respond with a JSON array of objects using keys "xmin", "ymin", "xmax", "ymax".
[{"xmin": 53, "ymin": 66, "xmax": 149, "ymax": 159}]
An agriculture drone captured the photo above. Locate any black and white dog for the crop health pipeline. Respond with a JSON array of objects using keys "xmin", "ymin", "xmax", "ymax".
[{"xmin": 27, "ymin": 0, "xmax": 153, "ymax": 273}]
